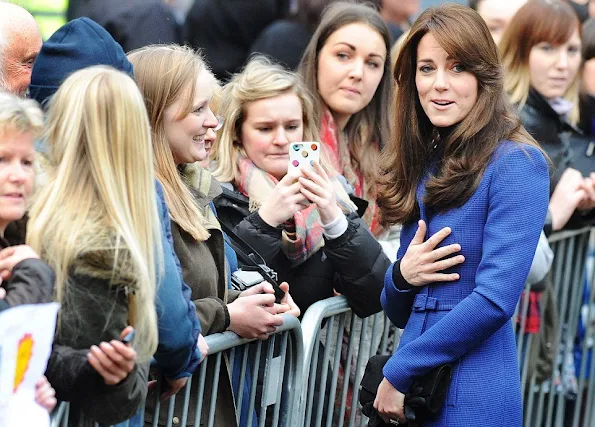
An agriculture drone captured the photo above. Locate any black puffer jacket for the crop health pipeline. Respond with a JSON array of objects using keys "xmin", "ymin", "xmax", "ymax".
[
  {"xmin": 214, "ymin": 184, "xmax": 389, "ymax": 318},
  {"xmin": 519, "ymin": 88, "xmax": 595, "ymax": 228}
]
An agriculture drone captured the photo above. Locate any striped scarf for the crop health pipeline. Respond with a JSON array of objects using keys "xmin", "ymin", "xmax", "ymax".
[
  {"xmin": 236, "ymin": 156, "xmax": 357, "ymax": 266},
  {"xmin": 320, "ymin": 109, "xmax": 384, "ymax": 237}
]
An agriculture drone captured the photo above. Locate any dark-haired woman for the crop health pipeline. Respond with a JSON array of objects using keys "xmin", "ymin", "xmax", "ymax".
[
  {"xmin": 375, "ymin": 4, "xmax": 549, "ymax": 426},
  {"xmin": 299, "ymin": 2, "xmax": 393, "ymax": 238}
]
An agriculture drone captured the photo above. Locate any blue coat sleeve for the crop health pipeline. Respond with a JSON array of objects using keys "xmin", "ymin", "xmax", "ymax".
[
  {"xmin": 153, "ymin": 182, "xmax": 201, "ymax": 379},
  {"xmin": 383, "ymin": 145, "xmax": 550, "ymax": 393},
  {"xmin": 381, "ymin": 226, "xmax": 420, "ymax": 328}
]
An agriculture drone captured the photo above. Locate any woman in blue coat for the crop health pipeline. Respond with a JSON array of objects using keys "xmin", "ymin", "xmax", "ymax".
[{"xmin": 374, "ymin": 4, "xmax": 550, "ymax": 426}]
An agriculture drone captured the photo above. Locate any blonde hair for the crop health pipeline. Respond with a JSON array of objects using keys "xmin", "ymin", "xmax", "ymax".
[
  {"xmin": 128, "ymin": 44, "xmax": 212, "ymax": 242},
  {"xmin": 26, "ymin": 66, "xmax": 160, "ymax": 362},
  {"xmin": 500, "ymin": 0, "xmax": 582, "ymax": 124},
  {"xmin": 0, "ymin": 91, "xmax": 43, "ymax": 137},
  {"xmin": 211, "ymin": 56, "xmax": 320, "ymax": 184}
]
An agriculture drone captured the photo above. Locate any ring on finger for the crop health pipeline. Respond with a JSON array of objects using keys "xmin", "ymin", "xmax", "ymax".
[{"xmin": 389, "ymin": 420, "xmax": 400, "ymax": 425}]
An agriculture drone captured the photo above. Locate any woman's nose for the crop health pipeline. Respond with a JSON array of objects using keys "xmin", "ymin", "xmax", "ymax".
[{"xmin": 433, "ymin": 69, "xmax": 449, "ymax": 91}]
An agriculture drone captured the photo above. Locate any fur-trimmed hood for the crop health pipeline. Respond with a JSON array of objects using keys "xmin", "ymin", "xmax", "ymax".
[{"xmin": 68, "ymin": 229, "xmax": 137, "ymax": 291}]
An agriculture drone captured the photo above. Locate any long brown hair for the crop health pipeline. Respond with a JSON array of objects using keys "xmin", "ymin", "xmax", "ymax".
[
  {"xmin": 377, "ymin": 3, "xmax": 537, "ymax": 226},
  {"xmin": 500, "ymin": 0, "xmax": 582, "ymax": 124},
  {"xmin": 299, "ymin": 1, "xmax": 392, "ymax": 198}
]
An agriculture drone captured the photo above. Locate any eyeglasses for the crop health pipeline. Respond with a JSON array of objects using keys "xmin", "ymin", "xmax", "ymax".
[{"xmin": 214, "ymin": 115, "xmax": 224, "ymax": 131}]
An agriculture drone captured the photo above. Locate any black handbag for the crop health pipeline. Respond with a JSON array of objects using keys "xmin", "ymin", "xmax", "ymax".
[{"xmin": 359, "ymin": 355, "xmax": 453, "ymax": 426}]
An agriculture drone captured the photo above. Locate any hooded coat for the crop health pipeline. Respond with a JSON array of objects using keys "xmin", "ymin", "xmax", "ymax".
[{"xmin": 29, "ymin": 18, "xmax": 201, "ymax": 424}]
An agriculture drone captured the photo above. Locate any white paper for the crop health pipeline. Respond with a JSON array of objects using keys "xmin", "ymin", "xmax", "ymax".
[{"xmin": 0, "ymin": 303, "xmax": 60, "ymax": 427}]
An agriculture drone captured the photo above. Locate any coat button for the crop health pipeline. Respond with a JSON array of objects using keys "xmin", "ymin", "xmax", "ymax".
[{"xmin": 173, "ymin": 416, "xmax": 180, "ymax": 425}]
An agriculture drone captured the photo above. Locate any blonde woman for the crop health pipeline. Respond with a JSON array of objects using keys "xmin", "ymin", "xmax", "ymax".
[
  {"xmin": 129, "ymin": 44, "xmax": 297, "ymax": 427},
  {"xmin": 26, "ymin": 66, "xmax": 160, "ymax": 425},
  {"xmin": 500, "ymin": 0, "xmax": 595, "ymax": 230},
  {"xmin": 211, "ymin": 56, "xmax": 388, "ymax": 319},
  {"xmin": 211, "ymin": 56, "xmax": 388, "ymax": 425}
]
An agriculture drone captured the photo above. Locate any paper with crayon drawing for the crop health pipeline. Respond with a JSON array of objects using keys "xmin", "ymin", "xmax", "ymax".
[{"xmin": 0, "ymin": 303, "xmax": 60, "ymax": 427}]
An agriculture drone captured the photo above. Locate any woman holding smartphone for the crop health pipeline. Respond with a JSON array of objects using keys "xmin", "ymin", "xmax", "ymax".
[{"xmin": 211, "ymin": 56, "xmax": 388, "ymax": 318}]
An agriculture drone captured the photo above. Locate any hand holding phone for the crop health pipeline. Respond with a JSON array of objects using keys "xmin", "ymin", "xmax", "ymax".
[
  {"xmin": 87, "ymin": 326, "xmax": 137, "ymax": 385},
  {"xmin": 233, "ymin": 269, "xmax": 285, "ymax": 304},
  {"xmin": 288, "ymin": 142, "xmax": 320, "ymax": 172},
  {"xmin": 121, "ymin": 329, "xmax": 136, "ymax": 344}
]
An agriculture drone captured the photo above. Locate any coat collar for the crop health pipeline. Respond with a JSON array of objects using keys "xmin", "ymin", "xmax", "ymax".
[
  {"xmin": 178, "ymin": 163, "xmax": 222, "ymax": 209},
  {"xmin": 178, "ymin": 163, "xmax": 224, "ymax": 231},
  {"xmin": 525, "ymin": 87, "xmax": 583, "ymax": 135}
]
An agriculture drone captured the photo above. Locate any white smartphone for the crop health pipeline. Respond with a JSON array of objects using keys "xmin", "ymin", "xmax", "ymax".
[{"xmin": 288, "ymin": 141, "xmax": 321, "ymax": 172}]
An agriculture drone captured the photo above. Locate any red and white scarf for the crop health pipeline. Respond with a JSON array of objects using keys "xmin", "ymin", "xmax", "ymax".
[
  {"xmin": 236, "ymin": 155, "xmax": 357, "ymax": 266},
  {"xmin": 320, "ymin": 109, "xmax": 384, "ymax": 237}
]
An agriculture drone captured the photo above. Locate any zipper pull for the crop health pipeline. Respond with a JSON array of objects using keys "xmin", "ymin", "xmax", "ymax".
[{"xmin": 587, "ymin": 141, "xmax": 594, "ymax": 157}]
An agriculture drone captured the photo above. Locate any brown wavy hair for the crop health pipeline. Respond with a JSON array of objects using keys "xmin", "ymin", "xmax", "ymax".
[{"xmin": 376, "ymin": 3, "xmax": 538, "ymax": 226}]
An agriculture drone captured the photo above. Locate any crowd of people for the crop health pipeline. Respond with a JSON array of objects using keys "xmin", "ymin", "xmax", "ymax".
[{"xmin": 0, "ymin": 0, "xmax": 594, "ymax": 425}]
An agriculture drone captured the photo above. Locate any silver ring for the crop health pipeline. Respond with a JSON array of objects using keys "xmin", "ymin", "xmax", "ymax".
[{"xmin": 389, "ymin": 420, "xmax": 400, "ymax": 425}]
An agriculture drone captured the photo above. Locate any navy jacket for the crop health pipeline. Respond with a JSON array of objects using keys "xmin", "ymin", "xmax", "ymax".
[{"xmin": 154, "ymin": 182, "xmax": 201, "ymax": 379}]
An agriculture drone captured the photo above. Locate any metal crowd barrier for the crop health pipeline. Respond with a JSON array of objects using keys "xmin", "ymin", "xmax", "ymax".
[
  {"xmin": 50, "ymin": 226, "xmax": 595, "ymax": 427},
  {"xmin": 50, "ymin": 314, "xmax": 303, "ymax": 427},
  {"xmin": 519, "ymin": 227, "xmax": 595, "ymax": 427},
  {"xmin": 298, "ymin": 296, "xmax": 399, "ymax": 427}
]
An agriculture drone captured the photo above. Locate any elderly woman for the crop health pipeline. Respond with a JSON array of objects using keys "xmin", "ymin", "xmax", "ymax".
[{"xmin": 0, "ymin": 91, "xmax": 56, "ymax": 413}]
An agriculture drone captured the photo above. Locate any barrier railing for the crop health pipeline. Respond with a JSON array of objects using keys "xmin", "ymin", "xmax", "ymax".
[
  {"xmin": 298, "ymin": 297, "xmax": 398, "ymax": 427},
  {"xmin": 521, "ymin": 227, "xmax": 595, "ymax": 427},
  {"xmin": 50, "ymin": 314, "xmax": 303, "ymax": 427},
  {"xmin": 49, "ymin": 227, "xmax": 595, "ymax": 427}
]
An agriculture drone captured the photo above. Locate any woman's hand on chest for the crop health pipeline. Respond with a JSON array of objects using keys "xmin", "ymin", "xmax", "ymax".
[{"xmin": 400, "ymin": 220, "xmax": 465, "ymax": 287}]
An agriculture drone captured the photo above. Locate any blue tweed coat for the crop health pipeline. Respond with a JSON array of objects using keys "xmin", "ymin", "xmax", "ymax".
[{"xmin": 381, "ymin": 142, "xmax": 549, "ymax": 426}]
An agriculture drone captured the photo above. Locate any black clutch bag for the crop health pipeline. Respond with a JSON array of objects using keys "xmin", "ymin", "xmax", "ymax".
[{"xmin": 359, "ymin": 355, "xmax": 453, "ymax": 426}]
